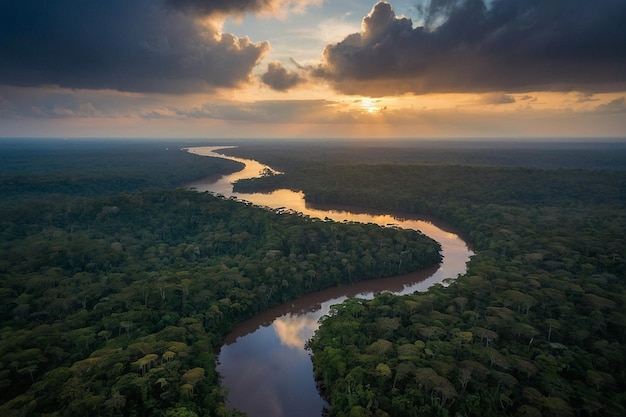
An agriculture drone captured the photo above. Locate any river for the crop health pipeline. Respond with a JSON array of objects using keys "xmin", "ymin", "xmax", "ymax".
[{"xmin": 185, "ymin": 146, "xmax": 473, "ymax": 417}]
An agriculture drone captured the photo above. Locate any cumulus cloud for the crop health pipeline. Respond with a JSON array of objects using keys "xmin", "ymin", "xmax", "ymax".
[
  {"xmin": 261, "ymin": 62, "xmax": 307, "ymax": 91},
  {"xmin": 316, "ymin": 0, "xmax": 626, "ymax": 95},
  {"xmin": 0, "ymin": 0, "xmax": 270, "ymax": 93}
]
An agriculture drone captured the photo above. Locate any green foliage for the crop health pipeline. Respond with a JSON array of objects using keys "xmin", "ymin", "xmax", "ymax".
[
  {"xmin": 3, "ymin": 139, "xmax": 625, "ymax": 417},
  {"xmin": 0, "ymin": 185, "xmax": 440, "ymax": 416},
  {"xmin": 297, "ymin": 152, "xmax": 626, "ymax": 416}
]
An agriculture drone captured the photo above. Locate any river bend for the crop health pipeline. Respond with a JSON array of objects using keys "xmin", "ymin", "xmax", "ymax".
[{"xmin": 185, "ymin": 146, "xmax": 473, "ymax": 417}]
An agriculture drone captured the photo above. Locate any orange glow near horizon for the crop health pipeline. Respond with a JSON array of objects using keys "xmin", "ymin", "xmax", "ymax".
[{"xmin": 1, "ymin": 84, "xmax": 625, "ymax": 139}]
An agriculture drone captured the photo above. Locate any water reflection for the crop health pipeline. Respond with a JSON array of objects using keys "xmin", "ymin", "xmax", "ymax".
[
  {"xmin": 185, "ymin": 146, "xmax": 473, "ymax": 417},
  {"xmin": 274, "ymin": 315, "xmax": 319, "ymax": 349}
]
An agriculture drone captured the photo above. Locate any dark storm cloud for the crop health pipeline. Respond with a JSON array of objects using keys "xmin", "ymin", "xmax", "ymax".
[
  {"xmin": 316, "ymin": 0, "xmax": 626, "ymax": 95},
  {"xmin": 417, "ymin": 0, "xmax": 465, "ymax": 28},
  {"xmin": 164, "ymin": 0, "xmax": 279, "ymax": 16},
  {"xmin": 261, "ymin": 62, "xmax": 306, "ymax": 91},
  {"xmin": 0, "ymin": 0, "xmax": 269, "ymax": 93}
]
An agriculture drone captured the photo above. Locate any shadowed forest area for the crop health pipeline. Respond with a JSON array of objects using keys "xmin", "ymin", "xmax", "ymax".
[{"xmin": 0, "ymin": 138, "xmax": 625, "ymax": 417}]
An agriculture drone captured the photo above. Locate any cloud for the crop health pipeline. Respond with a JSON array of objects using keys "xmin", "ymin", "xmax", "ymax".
[
  {"xmin": 576, "ymin": 92, "xmax": 600, "ymax": 103},
  {"xmin": 176, "ymin": 99, "xmax": 338, "ymax": 123},
  {"xmin": 518, "ymin": 95, "xmax": 536, "ymax": 102},
  {"xmin": 0, "ymin": 0, "xmax": 270, "ymax": 93},
  {"xmin": 480, "ymin": 92, "xmax": 515, "ymax": 105},
  {"xmin": 164, "ymin": 0, "xmax": 321, "ymax": 17},
  {"xmin": 316, "ymin": 0, "xmax": 626, "ymax": 96},
  {"xmin": 0, "ymin": 85, "xmax": 159, "ymax": 119},
  {"xmin": 417, "ymin": 0, "xmax": 456, "ymax": 27},
  {"xmin": 261, "ymin": 62, "xmax": 307, "ymax": 91},
  {"xmin": 595, "ymin": 97, "xmax": 626, "ymax": 113},
  {"xmin": 0, "ymin": 85, "xmax": 350, "ymax": 124}
]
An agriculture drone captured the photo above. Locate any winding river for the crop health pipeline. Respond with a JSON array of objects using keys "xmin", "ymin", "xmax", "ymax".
[{"xmin": 185, "ymin": 146, "xmax": 473, "ymax": 417}]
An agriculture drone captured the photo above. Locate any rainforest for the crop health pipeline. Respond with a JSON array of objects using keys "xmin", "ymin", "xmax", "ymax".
[{"xmin": 0, "ymin": 138, "xmax": 625, "ymax": 417}]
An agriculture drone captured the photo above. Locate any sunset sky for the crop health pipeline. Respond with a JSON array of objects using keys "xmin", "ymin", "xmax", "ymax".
[{"xmin": 1, "ymin": 0, "xmax": 626, "ymax": 139}]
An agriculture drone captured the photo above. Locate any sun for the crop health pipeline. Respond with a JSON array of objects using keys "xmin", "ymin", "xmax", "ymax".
[{"xmin": 361, "ymin": 98, "xmax": 378, "ymax": 113}]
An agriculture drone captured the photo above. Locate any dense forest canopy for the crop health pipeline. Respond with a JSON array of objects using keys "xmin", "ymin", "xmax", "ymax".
[
  {"xmin": 1, "ymin": 138, "xmax": 624, "ymax": 417},
  {"xmin": 0, "ymin": 139, "xmax": 441, "ymax": 416},
  {"xmin": 220, "ymin": 141, "xmax": 626, "ymax": 417}
]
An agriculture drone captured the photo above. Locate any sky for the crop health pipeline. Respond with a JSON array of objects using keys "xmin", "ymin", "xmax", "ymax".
[{"xmin": 1, "ymin": 0, "xmax": 626, "ymax": 139}]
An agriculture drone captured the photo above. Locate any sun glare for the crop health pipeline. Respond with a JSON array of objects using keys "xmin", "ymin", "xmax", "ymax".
[{"xmin": 361, "ymin": 98, "xmax": 378, "ymax": 113}]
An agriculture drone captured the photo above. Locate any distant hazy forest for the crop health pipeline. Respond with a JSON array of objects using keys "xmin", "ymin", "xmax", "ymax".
[{"xmin": 1, "ymin": 138, "xmax": 625, "ymax": 417}]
